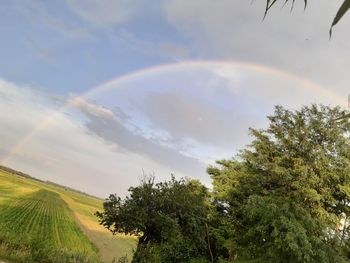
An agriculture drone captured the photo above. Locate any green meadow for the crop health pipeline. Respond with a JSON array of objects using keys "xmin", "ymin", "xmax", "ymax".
[{"xmin": 0, "ymin": 168, "xmax": 136, "ymax": 263}]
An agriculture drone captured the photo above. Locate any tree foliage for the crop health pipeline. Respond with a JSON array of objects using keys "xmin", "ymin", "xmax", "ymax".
[
  {"xmin": 96, "ymin": 176, "xmax": 212, "ymax": 263},
  {"xmin": 209, "ymin": 105, "xmax": 350, "ymax": 262}
]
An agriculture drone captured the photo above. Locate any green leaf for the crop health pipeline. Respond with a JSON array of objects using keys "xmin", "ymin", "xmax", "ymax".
[
  {"xmin": 264, "ymin": 0, "xmax": 278, "ymax": 19},
  {"xmin": 265, "ymin": 0, "xmax": 307, "ymax": 15},
  {"xmin": 330, "ymin": 0, "xmax": 350, "ymax": 37}
]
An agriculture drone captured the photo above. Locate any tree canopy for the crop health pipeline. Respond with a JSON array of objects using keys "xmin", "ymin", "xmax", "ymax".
[
  {"xmin": 208, "ymin": 105, "xmax": 350, "ymax": 262},
  {"xmin": 96, "ymin": 176, "xmax": 211, "ymax": 263}
]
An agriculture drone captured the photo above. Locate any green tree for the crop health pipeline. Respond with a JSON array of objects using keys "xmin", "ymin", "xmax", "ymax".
[
  {"xmin": 264, "ymin": 0, "xmax": 350, "ymax": 35},
  {"xmin": 96, "ymin": 176, "xmax": 212, "ymax": 263},
  {"xmin": 209, "ymin": 105, "xmax": 350, "ymax": 262}
]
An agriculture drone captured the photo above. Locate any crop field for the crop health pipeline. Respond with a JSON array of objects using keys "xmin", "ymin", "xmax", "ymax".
[
  {"xmin": 0, "ymin": 189, "xmax": 100, "ymax": 263},
  {"xmin": 0, "ymin": 169, "xmax": 136, "ymax": 263}
]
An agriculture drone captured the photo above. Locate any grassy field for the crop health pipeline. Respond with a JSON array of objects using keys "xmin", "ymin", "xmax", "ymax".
[{"xmin": 0, "ymin": 168, "xmax": 136, "ymax": 263}]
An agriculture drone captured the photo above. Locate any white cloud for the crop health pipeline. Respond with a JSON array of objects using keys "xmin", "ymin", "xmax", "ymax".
[{"xmin": 68, "ymin": 96, "xmax": 115, "ymax": 119}]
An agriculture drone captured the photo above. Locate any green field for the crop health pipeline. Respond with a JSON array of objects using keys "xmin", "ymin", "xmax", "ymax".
[{"xmin": 0, "ymin": 168, "xmax": 136, "ymax": 263}]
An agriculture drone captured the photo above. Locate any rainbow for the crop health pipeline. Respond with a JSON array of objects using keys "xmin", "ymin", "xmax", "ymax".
[{"xmin": 0, "ymin": 60, "xmax": 344, "ymax": 165}]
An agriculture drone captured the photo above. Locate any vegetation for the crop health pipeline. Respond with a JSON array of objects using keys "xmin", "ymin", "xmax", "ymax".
[
  {"xmin": 0, "ymin": 189, "xmax": 100, "ymax": 263},
  {"xmin": 0, "ymin": 169, "xmax": 136, "ymax": 263},
  {"xmin": 98, "ymin": 105, "xmax": 350, "ymax": 262},
  {"xmin": 208, "ymin": 105, "xmax": 350, "ymax": 262},
  {"xmin": 264, "ymin": 0, "xmax": 350, "ymax": 35},
  {"xmin": 96, "ymin": 177, "xmax": 211, "ymax": 263}
]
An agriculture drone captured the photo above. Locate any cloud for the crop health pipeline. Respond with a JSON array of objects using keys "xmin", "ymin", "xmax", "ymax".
[
  {"xmin": 162, "ymin": 0, "xmax": 350, "ymax": 96},
  {"xmin": 70, "ymin": 98, "xmax": 207, "ymax": 177},
  {"xmin": 66, "ymin": 0, "xmax": 141, "ymax": 27},
  {"xmin": 84, "ymin": 61, "xmax": 345, "ymax": 166},
  {"xmin": 68, "ymin": 96, "xmax": 115, "ymax": 119},
  {"xmin": 135, "ymin": 92, "xmax": 250, "ymax": 148},
  {"xmin": 66, "ymin": 96, "xmax": 207, "ymax": 176},
  {"xmin": 0, "ymin": 80, "xmax": 205, "ymax": 197}
]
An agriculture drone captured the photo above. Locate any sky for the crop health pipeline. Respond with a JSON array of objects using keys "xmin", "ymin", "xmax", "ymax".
[{"xmin": 0, "ymin": 0, "xmax": 349, "ymax": 197}]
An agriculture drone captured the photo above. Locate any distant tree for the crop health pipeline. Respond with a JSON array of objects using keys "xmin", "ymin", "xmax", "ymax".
[
  {"xmin": 264, "ymin": 0, "xmax": 350, "ymax": 36},
  {"xmin": 209, "ymin": 105, "xmax": 350, "ymax": 262},
  {"xmin": 96, "ymin": 176, "xmax": 212, "ymax": 263}
]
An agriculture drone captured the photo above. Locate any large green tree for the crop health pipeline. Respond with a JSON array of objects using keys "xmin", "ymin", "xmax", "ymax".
[
  {"xmin": 209, "ymin": 105, "xmax": 350, "ymax": 262},
  {"xmin": 96, "ymin": 176, "xmax": 212, "ymax": 263}
]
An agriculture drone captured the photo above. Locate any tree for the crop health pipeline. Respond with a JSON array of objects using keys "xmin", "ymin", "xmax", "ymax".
[
  {"xmin": 96, "ymin": 176, "xmax": 212, "ymax": 263},
  {"xmin": 264, "ymin": 0, "xmax": 350, "ymax": 36},
  {"xmin": 209, "ymin": 105, "xmax": 350, "ymax": 262}
]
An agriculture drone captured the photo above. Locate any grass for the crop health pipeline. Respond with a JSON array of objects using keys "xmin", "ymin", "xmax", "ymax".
[{"xmin": 0, "ymin": 169, "xmax": 136, "ymax": 263}]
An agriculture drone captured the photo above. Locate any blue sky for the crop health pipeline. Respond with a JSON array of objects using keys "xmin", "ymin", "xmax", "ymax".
[
  {"xmin": 0, "ymin": 0, "xmax": 349, "ymax": 197},
  {"xmin": 0, "ymin": 0, "xmax": 188, "ymax": 94}
]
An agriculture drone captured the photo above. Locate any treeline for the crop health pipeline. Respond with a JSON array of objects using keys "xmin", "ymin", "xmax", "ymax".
[
  {"xmin": 0, "ymin": 165, "xmax": 41, "ymax": 182},
  {"xmin": 97, "ymin": 105, "xmax": 350, "ymax": 263}
]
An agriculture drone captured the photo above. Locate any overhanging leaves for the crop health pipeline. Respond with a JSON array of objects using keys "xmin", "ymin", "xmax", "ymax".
[
  {"xmin": 330, "ymin": 0, "xmax": 350, "ymax": 37},
  {"xmin": 264, "ymin": 0, "xmax": 350, "ymax": 36}
]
